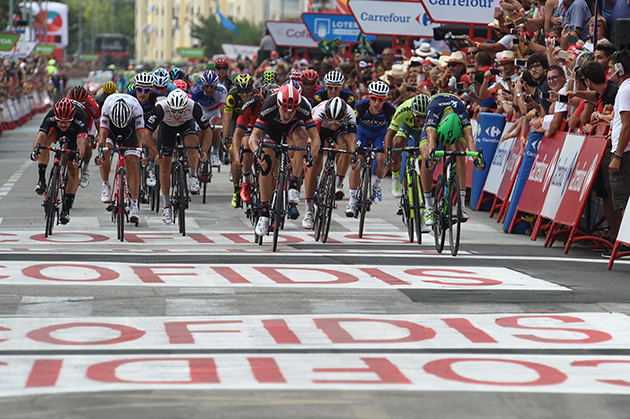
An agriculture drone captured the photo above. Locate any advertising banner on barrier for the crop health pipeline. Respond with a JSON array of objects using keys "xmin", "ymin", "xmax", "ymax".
[
  {"xmin": 617, "ymin": 200, "xmax": 630, "ymax": 245},
  {"xmin": 540, "ymin": 134, "xmax": 586, "ymax": 220},
  {"xmin": 348, "ymin": 0, "xmax": 440, "ymax": 37},
  {"xmin": 302, "ymin": 13, "xmax": 375, "ymax": 43},
  {"xmin": 221, "ymin": 43, "xmax": 259, "ymax": 60},
  {"xmin": 483, "ymin": 127, "xmax": 515, "ymax": 196},
  {"xmin": 516, "ymin": 133, "xmax": 566, "ymax": 217},
  {"xmin": 266, "ymin": 21, "xmax": 318, "ymax": 48},
  {"xmin": 471, "ymin": 113, "xmax": 505, "ymax": 210}
]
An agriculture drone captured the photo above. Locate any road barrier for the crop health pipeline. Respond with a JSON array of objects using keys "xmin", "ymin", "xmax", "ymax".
[{"xmin": 0, "ymin": 89, "xmax": 51, "ymax": 136}]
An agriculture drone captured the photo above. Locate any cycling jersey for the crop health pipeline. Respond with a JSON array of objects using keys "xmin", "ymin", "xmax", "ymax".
[
  {"xmin": 94, "ymin": 90, "xmax": 109, "ymax": 111},
  {"xmin": 225, "ymin": 87, "xmax": 259, "ymax": 115},
  {"xmin": 127, "ymin": 89, "xmax": 161, "ymax": 123},
  {"xmin": 165, "ymin": 82, "xmax": 178, "ymax": 96},
  {"xmin": 219, "ymin": 76, "xmax": 234, "ymax": 91},
  {"xmin": 39, "ymin": 106, "xmax": 89, "ymax": 150},
  {"xmin": 69, "ymin": 96, "xmax": 99, "ymax": 137},
  {"xmin": 254, "ymin": 93, "xmax": 316, "ymax": 143},
  {"xmin": 312, "ymin": 87, "xmax": 356, "ymax": 108},
  {"xmin": 236, "ymin": 93, "xmax": 264, "ymax": 132},
  {"xmin": 388, "ymin": 97, "xmax": 420, "ymax": 133},
  {"xmin": 301, "ymin": 84, "xmax": 323, "ymax": 105},
  {"xmin": 424, "ymin": 93, "xmax": 472, "ymax": 132},
  {"xmin": 355, "ymin": 98, "xmax": 397, "ymax": 132},
  {"xmin": 191, "ymin": 83, "xmax": 227, "ymax": 119}
]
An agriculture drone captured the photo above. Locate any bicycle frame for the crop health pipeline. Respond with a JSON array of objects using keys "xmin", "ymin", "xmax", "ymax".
[
  {"xmin": 389, "ymin": 145, "xmax": 424, "ymax": 244},
  {"xmin": 355, "ymin": 145, "xmax": 382, "ymax": 238}
]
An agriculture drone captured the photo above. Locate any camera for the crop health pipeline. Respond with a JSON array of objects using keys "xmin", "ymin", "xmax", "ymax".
[
  {"xmin": 558, "ymin": 95, "xmax": 569, "ymax": 103},
  {"xmin": 406, "ymin": 85, "xmax": 416, "ymax": 92},
  {"xmin": 515, "ymin": 59, "xmax": 527, "ymax": 67},
  {"xmin": 567, "ymin": 24, "xmax": 576, "ymax": 33},
  {"xmin": 541, "ymin": 92, "xmax": 552, "ymax": 100},
  {"xmin": 490, "ymin": 68, "xmax": 501, "ymax": 75},
  {"xmin": 455, "ymin": 82, "xmax": 466, "ymax": 91},
  {"xmin": 558, "ymin": 50, "xmax": 570, "ymax": 60}
]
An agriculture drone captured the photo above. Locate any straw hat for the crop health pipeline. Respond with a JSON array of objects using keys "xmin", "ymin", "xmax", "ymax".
[
  {"xmin": 447, "ymin": 51, "xmax": 469, "ymax": 66},
  {"xmin": 379, "ymin": 63, "xmax": 405, "ymax": 82},
  {"xmin": 415, "ymin": 42, "xmax": 436, "ymax": 58},
  {"xmin": 496, "ymin": 50, "xmax": 516, "ymax": 63}
]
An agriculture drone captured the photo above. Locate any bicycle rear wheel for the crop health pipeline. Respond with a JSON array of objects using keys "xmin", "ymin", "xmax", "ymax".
[
  {"xmin": 44, "ymin": 166, "xmax": 60, "ymax": 237},
  {"xmin": 448, "ymin": 175, "xmax": 462, "ymax": 256},
  {"xmin": 433, "ymin": 175, "xmax": 446, "ymax": 254},
  {"xmin": 116, "ymin": 171, "xmax": 125, "ymax": 242},
  {"xmin": 321, "ymin": 170, "xmax": 335, "ymax": 243},
  {"xmin": 313, "ymin": 183, "xmax": 325, "ymax": 242},
  {"xmin": 178, "ymin": 167, "xmax": 187, "ymax": 236},
  {"xmin": 272, "ymin": 173, "xmax": 285, "ymax": 252},
  {"xmin": 201, "ymin": 161, "xmax": 209, "ymax": 204},
  {"xmin": 411, "ymin": 171, "xmax": 423, "ymax": 245},
  {"xmin": 358, "ymin": 166, "xmax": 370, "ymax": 238}
]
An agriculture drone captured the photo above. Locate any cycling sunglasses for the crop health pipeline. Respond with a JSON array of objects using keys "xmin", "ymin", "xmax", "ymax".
[
  {"xmin": 369, "ymin": 96, "xmax": 385, "ymax": 102},
  {"xmin": 328, "ymin": 119, "xmax": 342, "ymax": 125},
  {"xmin": 302, "ymin": 81, "xmax": 316, "ymax": 86},
  {"xmin": 326, "ymin": 85, "xmax": 342, "ymax": 91},
  {"xmin": 169, "ymin": 108, "xmax": 186, "ymax": 115},
  {"xmin": 55, "ymin": 117, "xmax": 73, "ymax": 123},
  {"xmin": 136, "ymin": 87, "xmax": 152, "ymax": 93},
  {"xmin": 216, "ymin": 66, "xmax": 228, "ymax": 70}
]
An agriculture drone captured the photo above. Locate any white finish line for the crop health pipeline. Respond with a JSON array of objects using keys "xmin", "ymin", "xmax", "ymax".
[
  {"xmin": 0, "ymin": 313, "xmax": 626, "ymax": 351},
  {"xmin": 4, "ymin": 354, "xmax": 630, "ymax": 397},
  {"xmin": 0, "ymin": 262, "xmax": 568, "ymax": 290}
]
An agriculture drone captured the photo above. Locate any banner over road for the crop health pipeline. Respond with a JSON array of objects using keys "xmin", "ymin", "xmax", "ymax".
[
  {"xmin": 266, "ymin": 21, "xmax": 318, "ymax": 48},
  {"xmin": 348, "ymin": 0, "xmax": 440, "ymax": 37},
  {"xmin": 418, "ymin": 0, "xmax": 497, "ymax": 24},
  {"xmin": 302, "ymin": 13, "xmax": 375, "ymax": 43}
]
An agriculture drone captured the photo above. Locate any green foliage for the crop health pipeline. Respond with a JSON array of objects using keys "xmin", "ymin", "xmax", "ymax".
[{"xmin": 191, "ymin": 14, "xmax": 263, "ymax": 57}]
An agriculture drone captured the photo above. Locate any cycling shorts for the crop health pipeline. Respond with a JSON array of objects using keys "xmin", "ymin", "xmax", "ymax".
[
  {"xmin": 157, "ymin": 120, "xmax": 199, "ymax": 157},
  {"xmin": 262, "ymin": 120, "xmax": 305, "ymax": 145},
  {"xmin": 105, "ymin": 127, "xmax": 141, "ymax": 158},
  {"xmin": 356, "ymin": 123, "xmax": 387, "ymax": 149}
]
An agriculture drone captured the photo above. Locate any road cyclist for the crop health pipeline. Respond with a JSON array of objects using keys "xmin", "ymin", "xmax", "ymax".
[
  {"xmin": 67, "ymin": 86, "xmax": 101, "ymax": 190},
  {"xmin": 144, "ymin": 89, "xmax": 213, "ymax": 225}
]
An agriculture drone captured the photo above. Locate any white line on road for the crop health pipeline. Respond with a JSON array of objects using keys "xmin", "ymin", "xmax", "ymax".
[{"xmin": 0, "ymin": 159, "xmax": 33, "ymax": 201}]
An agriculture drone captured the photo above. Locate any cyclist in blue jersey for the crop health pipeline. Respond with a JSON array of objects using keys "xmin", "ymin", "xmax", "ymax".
[
  {"xmin": 127, "ymin": 72, "xmax": 161, "ymax": 124},
  {"xmin": 420, "ymin": 93, "xmax": 482, "ymax": 225},
  {"xmin": 191, "ymin": 70, "xmax": 227, "ymax": 169},
  {"xmin": 346, "ymin": 81, "xmax": 396, "ymax": 216}
]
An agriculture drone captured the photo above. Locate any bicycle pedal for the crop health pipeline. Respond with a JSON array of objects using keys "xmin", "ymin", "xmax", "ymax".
[{"xmin": 106, "ymin": 205, "xmax": 114, "ymax": 212}]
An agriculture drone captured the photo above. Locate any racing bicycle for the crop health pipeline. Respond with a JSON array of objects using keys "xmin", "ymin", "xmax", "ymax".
[
  {"xmin": 354, "ymin": 145, "xmax": 383, "ymax": 238},
  {"xmin": 388, "ymin": 146, "xmax": 425, "ymax": 244}
]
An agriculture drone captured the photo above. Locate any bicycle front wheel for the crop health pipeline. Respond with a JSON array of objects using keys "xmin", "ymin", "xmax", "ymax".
[
  {"xmin": 433, "ymin": 175, "xmax": 446, "ymax": 254},
  {"xmin": 411, "ymin": 171, "xmax": 423, "ymax": 245},
  {"xmin": 202, "ymin": 161, "xmax": 209, "ymax": 204},
  {"xmin": 44, "ymin": 166, "xmax": 60, "ymax": 237},
  {"xmin": 272, "ymin": 173, "xmax": 285, "ymax": 252},
  {"xmin": 313, "ymin": 183, "xmax": 324, "ymax": 242},
  {"xmin": 402, "ymin": 177, "xmax": 413, "ymax": 243},
  {"xmin": 358, "ymin": 167, "xmax": 370, "ymax": 238},
  {"xmin": 321, "ymin": 170, "xmax": 336, "ymax": 243},
  {"xmin": 448, "ymin": 175, "xmax": 462, "ymax": 256},
  {"xmin": 178, "ymin": 168, "xmax": 187, "ymax": 236},
  {"xmin": 116, "ymin": 172, "xmax": 125, "ymax": 242}
]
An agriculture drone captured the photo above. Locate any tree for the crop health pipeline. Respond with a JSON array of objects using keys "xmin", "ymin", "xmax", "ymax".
[{"xmin": 191, "ymin": 14, "xmax": 262, "ymax": 58}]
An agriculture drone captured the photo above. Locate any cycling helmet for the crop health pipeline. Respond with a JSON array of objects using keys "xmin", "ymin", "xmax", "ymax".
[
  {"xmin": 126, "ymin": 83, "xmax": 135, "ymax": 93},
  {"xmin": 411, "ymin": 94, "xmax": 429, "ymax": 117},
  {"xmin": 301, "ymin": 69, "xmax": 319, "ymax": 83},
  {"xmin": 215, "ymin": 57, "xmax": 229, "ymax": 68},
  {"xmin": 436, "ymin": 111, "xmax": 463, "ymax": 146},
  {"xmin": 103, "ymin": 81, "xmax": 117, "ymax": 94},
  {"xmin": 173, "ymin": 79, "xmax": 188, "ymax": 91},
  {"xmin": 54, "ymin": 98, "xmax": 76, "ymax": 121},
  {"xmin": 200, "ymin": 69, "xmax": 219, "ymax": 87},
  {"xmin": 290, "ymin": 69, "xmax": 303, "ymax": 81},
  {"xmin": 134, "ymin": 72, "xmax": 154, "ymax": 87},
  {"xmin": 206, "ymin": 61, "xmax": 216, "ymax": 69},
  {"xmin": 153, "ymin": 68, "xmax": 170, "ymax": 87},
  {"xmin": 325, "ymin": 97, "xmax": 347, "ymax": 122},
  {"xmin": 368, "ymin": 80, "xmax": 390, "ymax": 97},
  {"xmin": 276, "ymin": 84, "xmax": 301, "ymax": 112},
  {"xmin": 260, "ymin": 83, "xmax": 279, "ymax": 99},
  {"xmin": 262, "ymin": 69, "xmax": 279, "ymax": 84},
  {"xmin": 234, "ymin": 74, "xmax": 254, "ymax": 91},
  {"xmin": 68, "ymin": 86, "xmax": 88, "ymax": 102},
  {"xmin": 169, "ymin": 67, "xmax": 183, "ymax": 81},
  {"xmin": 167, "ymin": 88, "xmax": 189, "ymax": 110},
  {"xmin": 283, "ymin": 79, "xmax": 302, "ymax": 94},
  {"xmin": 323, "ymin": 70, "xmax": 345, "ymax": 86},
  {"xmin": 110, "ymin": 98, "xmax": 132, "ymax": 129}
]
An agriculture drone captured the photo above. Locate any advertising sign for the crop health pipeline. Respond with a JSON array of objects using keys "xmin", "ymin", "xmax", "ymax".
[
  {"xmin": 483, "ymin": 125, "xmax": 515, "ymax": 196},
  {"xmin": 348, "ymin": 0, "xmax": 440, "ymax": 37},
  {"xmin": 302, "ymin": 13, "xmax": 375, "ymax": 43},
  {"xmin": 34, "ymin": 44, "xmax": 55, "ymax": 55},
  {"xmin": 18, "ymin": 2, "xmax": 69, "ymax": 48},
  {"xmin": 266, "ymin": 21, "xmax": 318, "ymax": 48},
  {"xmin": 177, "ymin": 47, "xmax": 205, "ymax": 59},
  {"xmin": 81, "ymin": 54, "xmax": 100, "ymax": 62},
  {"xmin": 221, "ymin": 43, "xmax": 259, "ymax": 60},
  {"xmin": 0, "ymin": 33, "xmax": 20, "ymax": 51},
  {"xmin": 419, "ymin": 0, "xmax": 497, "ymax": 24}
]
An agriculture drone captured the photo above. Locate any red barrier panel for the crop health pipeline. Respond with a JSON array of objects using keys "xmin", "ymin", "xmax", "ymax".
[
  {"xmin": 544, "ymin": 136, "xmax": 609, "ymax": 253},
  {"xmin": 509, "ymin": 133, "xmax": 566, "ymax": 233}
]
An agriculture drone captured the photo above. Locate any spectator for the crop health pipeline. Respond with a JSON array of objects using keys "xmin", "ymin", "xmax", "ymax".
[
  {"xmin": 551, "ymin": 0, "xmax": 592, "ymax": 40},
  {"xmin": 609, "ymin": 49, "xmax": 630, "ymax": 217},
  {"xmin": 380, "ymin": 48, "xmax": 395, "ymax": 70}
]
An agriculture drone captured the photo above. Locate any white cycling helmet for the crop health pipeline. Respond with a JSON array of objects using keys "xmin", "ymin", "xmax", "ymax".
[
  {"xmin": 134, "ymin": 72, "xmax": 154, "ymax": 87},
  {"xmin": 110, "ymin": 98, "xmax": 132, "ymax": 128},
  {"xmin": 153, "ymin": 68, "xmax": 170, "ymax": 87},
  {"xmin": 167, "ymin": 89, "xmax": 189, "ymax": 110},
  {"xmin": 325, "ymin": 97, "xmax": 347, "ymax": 122},
  {"xmin": 323, "ymin": 70, "xmax": 345, "ymax": 86},
  {"xmin": 368, "ymin": 80, "xmax": 390, "ymax": 97}
]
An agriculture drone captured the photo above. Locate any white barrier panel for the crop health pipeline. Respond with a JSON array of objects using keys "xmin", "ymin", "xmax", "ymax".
[
  {"xmin": 0, "ymin": 101, "xmax": 10, "ymax": 125},
  {"xmin": 482, "ymin": 123, "xmax": 515, "ymax": 196},
  {"xmin": 540, "ymin": 134, "xmax": 586, "ymax": 220},
  {"xmin": 617, "ymin": 200, "xmax": 630, "ymax": 245}
]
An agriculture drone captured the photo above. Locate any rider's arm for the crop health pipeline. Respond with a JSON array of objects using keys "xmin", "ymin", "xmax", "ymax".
[{"xmin": 249, "ymin": 127, "xmax": 264, "ymax": 154}]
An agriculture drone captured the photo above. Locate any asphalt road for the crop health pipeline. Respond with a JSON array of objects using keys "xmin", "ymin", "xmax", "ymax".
[{"xmin": 0, "ymin": 113, "xmax": 629, "ymax": 419}]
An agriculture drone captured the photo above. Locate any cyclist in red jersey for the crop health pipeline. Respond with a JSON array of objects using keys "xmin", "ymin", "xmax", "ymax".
[
  {"xmin": 300, "ymin": 69, "xmax": 322, "ymax": 105},
  {"xmin": 67, "ymin": 86, "xmax": 100, "ymax": 189}
]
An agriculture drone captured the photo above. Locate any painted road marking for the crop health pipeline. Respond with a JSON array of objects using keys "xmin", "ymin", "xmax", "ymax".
[
  {"xmin": 0, "ymin": 159, "xmax": 31, "ymax": 201},
  {"xmin": 2, "ymin": 354, "xmax": 630, "ymax": 397},
  {"xmin": 1, "ymin": 313, "xmax": 625, "ymax": 351},
  {"xmin": 0, "ymin": 262, "xmax": 569, "ymax": 290}
]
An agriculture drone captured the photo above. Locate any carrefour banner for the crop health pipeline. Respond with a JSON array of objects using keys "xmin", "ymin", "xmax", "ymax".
[
  {"xmin": 418, "ymin": 0, "xmax": 496, "ymax": 25},
  {"xmin": 18, "ymin": 2, "xmax": 68, "ymax": 48}
]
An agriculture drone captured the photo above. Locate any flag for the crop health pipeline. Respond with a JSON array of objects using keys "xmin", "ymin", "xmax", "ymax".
[{"xmin": 217, "ymin": 11, "xmax": 241, "ymax": 36}]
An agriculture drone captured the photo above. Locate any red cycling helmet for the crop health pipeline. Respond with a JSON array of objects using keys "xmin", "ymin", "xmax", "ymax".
[
  {"xmin": 68, "ymin": 86, "xmax": 88, "ymax": 103},
  {"xmin": 215, "ymin": 57, "xmax": 229, "ymax": 68},
  {"xmin": 290, "ymin": 69, "xmax": 303, "ymax": 81},
  {"xmin": 173, "ymin": 79, "xmax": 188, "ymax": 91},
  {"xmin": 54, "ymin": 98, "xmax": 76, "ymax": 121},
  {"xmin": 276, "ymin": 84, "xmax": 301, "ymax": 112},
  {"xmin": 301, "ymin": 69, "xmax": 318, "ymax": 83}
]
